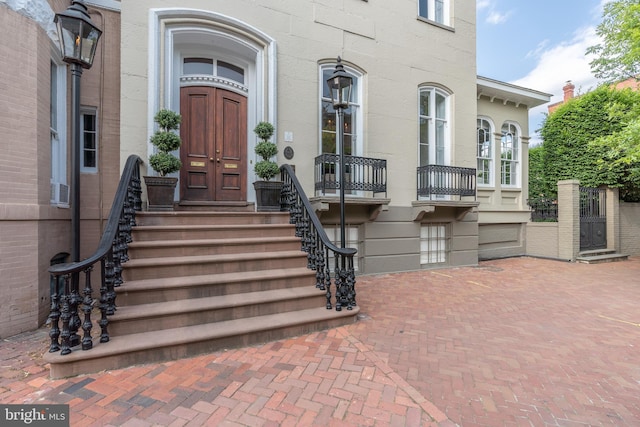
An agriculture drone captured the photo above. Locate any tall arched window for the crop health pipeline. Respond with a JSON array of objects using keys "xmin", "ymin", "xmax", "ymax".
[
  {"xmin": 419, "ymin": 86, "xmax": 450, "ymax": 167},
  {"xmin": 319, "ymin": 63, "xmax": 363, "ymax": 156},
  {"xmin": 501, "ymin": 122, "xmax": 520, "ymax": 186},
  {"xmin": 477, "ymin": 118, "xmax": 493, "ymax": 186}
]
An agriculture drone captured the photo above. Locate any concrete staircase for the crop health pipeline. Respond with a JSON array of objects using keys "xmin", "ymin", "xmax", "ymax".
[
  {"xmin": 576, "ymin": 249, "xmax": 629, "ymax": 264},
  {"xmin": 46, "ymin": 211, "xmax": 358, "ymax": 378}
]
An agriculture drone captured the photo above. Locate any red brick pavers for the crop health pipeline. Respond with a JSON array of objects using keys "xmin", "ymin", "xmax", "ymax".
[
  {"xmin": 351, "ymin": 257, "xmax": 640, "ymax": 426},
  {"xmin": 1, "ymin": 257, "xmax": 639, "ymax": 426},
  {"xmin": 0, "ymin": 324, "xmax": 448, "ymax": 425}
]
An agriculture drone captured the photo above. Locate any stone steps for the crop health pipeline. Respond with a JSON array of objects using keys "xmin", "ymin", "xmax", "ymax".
[
  {"xmin": 576, "ymin": 249, "xmax": 629, "ymax": 264},
  {"xmin": 44, "ymin": 211, "xmax": 358, "ymax": 379}
]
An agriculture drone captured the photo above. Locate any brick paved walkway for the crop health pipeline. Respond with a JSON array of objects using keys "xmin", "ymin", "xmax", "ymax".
[{"xmin": 1, "ymin": 257, "xmax": 639, "ymax": 426}]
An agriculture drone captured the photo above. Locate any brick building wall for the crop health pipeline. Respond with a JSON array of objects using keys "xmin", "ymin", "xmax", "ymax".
[{"xmin": 0, "ymin": 1, "xmax": 121, "ymax": 338}]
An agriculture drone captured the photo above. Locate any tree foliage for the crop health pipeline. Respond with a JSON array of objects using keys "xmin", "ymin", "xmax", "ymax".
[
  {"xmin": 590, "ymin": 117, "xmax": 640, "ymax": 201},
  {"xmin": 535, "ymin": 85, "xmax": 640, "ymax": 201},
  {"xmin": 587, "ymin": 0, "xmax": 640, "ymax": 83},
  {"xmin": 528, "ymin": 145, "xmax": 546, "ymax": 201}
]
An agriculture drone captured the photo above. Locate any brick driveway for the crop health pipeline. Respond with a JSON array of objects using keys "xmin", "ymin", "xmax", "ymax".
[{"xmin": 1, "ymin": 257, "xmax": 639, "ymax": 426}]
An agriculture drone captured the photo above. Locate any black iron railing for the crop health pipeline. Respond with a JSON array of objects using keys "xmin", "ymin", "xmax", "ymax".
[
  {"xmin": 281, "ymin": 164, "xmax": 357, "ymax": 311},
  {"xmin": 528, "ymin": 198, "xmax": 558, "ymax": 222},
  {"xmin": 314, "ymin": 154, "xmax": 387, "ymax": 197},
  {"xmin": 417, "ymin": 164, "xmax": 476, "ymax": 200},
  {"xmin": 48, "ymin": 155, "xmax": 143, "ymax": 355}
]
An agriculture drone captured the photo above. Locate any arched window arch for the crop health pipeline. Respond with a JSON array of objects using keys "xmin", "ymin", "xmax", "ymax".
[
  {"xmin": 418, "ymin": 86, "xmax": 451, "ymax": 167},
  {"xmin": 477, "ymin": 117, "xmax": 494, "ymax": 186},
  {"xmin": 501, "ymin": 122, "xmax": 521, "ymax": 186},
  {"xmin": 319, "ymin": 62, "xmax": 363, "ymax": 157}
]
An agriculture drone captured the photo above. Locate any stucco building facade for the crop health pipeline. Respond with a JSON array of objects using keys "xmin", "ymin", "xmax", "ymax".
[{"xmin": 0, "ymin": 0, "xmax": 550, "ymax": 338}]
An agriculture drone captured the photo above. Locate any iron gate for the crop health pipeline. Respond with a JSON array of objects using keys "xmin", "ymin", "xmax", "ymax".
[{"xmin": 579, "ymin": 187, "xmax": 606, "ymax": 251}]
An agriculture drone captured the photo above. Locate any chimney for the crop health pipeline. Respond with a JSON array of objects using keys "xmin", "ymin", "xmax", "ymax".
[{"xmin": 563, "ymin": 80, "xmax": 575, "ymax": 102}]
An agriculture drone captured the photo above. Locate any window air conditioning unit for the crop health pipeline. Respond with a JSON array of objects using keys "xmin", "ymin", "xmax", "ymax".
[{"xmin": 51, "ymin": 182, "xmax": 70, "ymax": 205}]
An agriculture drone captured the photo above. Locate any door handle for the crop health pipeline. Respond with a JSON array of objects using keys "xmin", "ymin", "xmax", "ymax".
[{"xmin": 209, "ymin": 157, "xmax": 220, "ymax": 163}]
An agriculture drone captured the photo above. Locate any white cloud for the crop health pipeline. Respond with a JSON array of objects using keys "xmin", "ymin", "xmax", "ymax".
[
  {"xmin": 476, "ymin": 0, "xmax": 492, "ymax": 10},
  {"xmin": 486, "ymin": 10, "xmax": 511, "ymax": 24},
  {"xmin": 525, "ymin": 40, "xmax": 550, "ymax": 60},
  {"xmin": 476, "ymin": 0, "xmax": 511, "ymax": 25},
  {"xmin": 510, "ymin": 26, "xmax": 603, "ymax": 144}
]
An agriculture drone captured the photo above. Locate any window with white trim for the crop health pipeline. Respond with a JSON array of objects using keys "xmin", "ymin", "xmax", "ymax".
[
  {"xmin": 477, "ymin": 118, "xmax": 493, "ymax": 186},
  {"xmin": 418, "ymin": 0, "xmax": 450, "ymax": 26},
  {"xmin": 81, "ymin": 108, "xmax": 98, "ymax": 173},
  {"xmin": 501, "ymin": 122, "xmax": 520, "ymax": 186},
  {"xmin": 419, "ymin": 86, "xmax": 450, "ymax": 167},
  {"xmin": 320, "ymin": 64, "xmax": 362, "ymax": 157},
  {"xmin": 420, "ymin": 223, "xmax": 450, "ymax": 265},
  {"xmin": 50, "ymin": 59, "xmax": 68, "ymax": 206}
]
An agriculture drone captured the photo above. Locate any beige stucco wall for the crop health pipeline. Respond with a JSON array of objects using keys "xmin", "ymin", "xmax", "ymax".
[
  {"xmin": 476, "ymin": 95, "xmax": 531, "ymax": 217},
  {"xmin": 361, "ymin": 206, "xmax": 478, "ymax": 274},
  {"xmin": 475, "ymin": 95, "xmax": 533, "ymax": 259},
  {"xmin": 120, "ymin": 0, "xmax": 478, "ymax": 207},
  {"xmin": 525, "ymin": 222, "xmax": 559, "ymax": 259}
]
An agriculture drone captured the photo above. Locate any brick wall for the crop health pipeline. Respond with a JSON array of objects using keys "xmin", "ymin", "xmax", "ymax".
[
  {"xmin": 620, "ymin": 203, "xmax": 640, "ymax": 256},
  {"xmin": 525, "ymin": 223, "xmax": 559, "ymax": 259},
  {"xmin": 0, "ymin": 8, "xmax": 43, "ymax": 337}
]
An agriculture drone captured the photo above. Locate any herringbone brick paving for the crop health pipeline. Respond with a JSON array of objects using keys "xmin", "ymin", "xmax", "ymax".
[{"xmin": 1, "ymin": 257, "xmax": 639, "ymax": 426}]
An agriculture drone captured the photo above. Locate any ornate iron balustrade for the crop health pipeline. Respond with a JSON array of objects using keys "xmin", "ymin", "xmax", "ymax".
[
  {"xmin": 528, "ymin": 198, "xmax": 558, "ymax": 222},
  {"xmin": 314, "ymin": 154, "xmax": 387, "ymax": 197},
  {"xmin": 417, "ymin": 164, "xmax": 476, "ymax": 200},
  {"xmin": 48, "ymin": 155, "xmax": 143, "ymax": 355},
  {"xmin": 281, "ymin": 164, "xmax": 357, "ymax": 311}
]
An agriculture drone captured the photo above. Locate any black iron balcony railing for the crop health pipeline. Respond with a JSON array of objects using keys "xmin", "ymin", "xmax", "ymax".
[
  {"xmin": 417, "ymin": 164, "xmax": 476, "ymax": 200},
  {"xmin": 314, "ymin": 154, "xmax": 387, "ymax": 197},
  {"xmin": 281, "ymin": 164, "xmax": 356, "ymax": 311},
  {"xmin": 48, "ymin": 155, "xmax": 143, "ymax": 355}
]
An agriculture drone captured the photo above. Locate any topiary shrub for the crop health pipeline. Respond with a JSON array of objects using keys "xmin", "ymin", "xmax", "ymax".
[
  {"xmin": 149, "ymin": 109, "xmax": 182, "ymax": 176},
  {"xmin": 253, "ymin": 121, "xmax": 278, "ymax": 180}
]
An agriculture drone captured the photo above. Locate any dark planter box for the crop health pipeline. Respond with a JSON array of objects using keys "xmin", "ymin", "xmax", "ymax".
[
  {"xmin": 144, "ymin": 176, "xmax": 178, "ymax": 211},
  {"xmin": 253, "ymin": 181, "xmax": 282, "ymax": 212}
]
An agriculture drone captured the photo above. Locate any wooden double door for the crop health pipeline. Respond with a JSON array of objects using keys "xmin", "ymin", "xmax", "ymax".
[{"xmin": 180, "ymin": 87, "xmax": 247, "ymax": 202}]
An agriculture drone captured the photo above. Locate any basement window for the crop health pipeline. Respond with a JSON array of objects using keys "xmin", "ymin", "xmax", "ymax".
[{"xmin": 420, "ymin": 223, "xmax": 450, "ymax": 265}]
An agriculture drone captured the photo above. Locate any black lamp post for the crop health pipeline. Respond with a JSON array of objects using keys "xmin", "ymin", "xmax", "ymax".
[
  {"xmin": 326, "ymin": 57, "xmax": 353, "ymax": 251},
  {"xmin": 54, "ymin": 0, "xmax": 102, "ymax": 263}
]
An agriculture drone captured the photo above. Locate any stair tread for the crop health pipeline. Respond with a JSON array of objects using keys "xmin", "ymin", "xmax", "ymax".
[
  {"xmin": 44, "ymin": 306, "xmax": 359, "ymax": 364},
  {"xmin": 577, "ymin": 253, "xmax": 628, "ymax": 260},
  {"xmin": 134, "ymin": 223, "xmax": 294, "ymax": 230},
  {"xmin": 114, "ymin": 287, "xmax": 325, "ymax": 320},
  {"xmin": 128, "ymin": 236, "xmax": 300, "ymax": 248},
  {"xmin": 119, "ymin": 267, "xmax": 315, "ymax": 292},
  {"xmin": 578, "ymin": 249, "xmax": 616, "ymax": 256},
  {"xmin": 124, "ymin": 250, "xmax": 307, "ymax": 267},
  {"xmin": 137, "ymin": 211, "xmax": 289, "ymax": 216}
]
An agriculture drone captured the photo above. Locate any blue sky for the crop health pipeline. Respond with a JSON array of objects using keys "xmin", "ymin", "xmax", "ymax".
[{"xmin": 476, "ymin": 0, "xmax": 607, "ymax": 143}]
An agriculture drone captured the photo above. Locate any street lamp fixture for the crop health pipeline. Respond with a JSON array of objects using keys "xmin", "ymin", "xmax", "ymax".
[
  {"xmin": 54, "ymin": 0, "xmax": 102, "ymax": 263},
  {"xmin": 326, "ymin": 57, "xmax": 353, "ymax": 251}
]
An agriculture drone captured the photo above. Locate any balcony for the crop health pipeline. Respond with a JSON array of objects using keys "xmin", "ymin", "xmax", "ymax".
[
  {"xmin": 414, "ymin": 164, "xmax": 479, "ymax": 220},
  {"xmin": 311, "ymin": 154, "xmax": 390, "ymax": 220}
]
